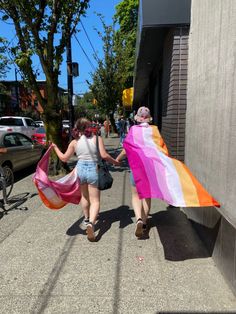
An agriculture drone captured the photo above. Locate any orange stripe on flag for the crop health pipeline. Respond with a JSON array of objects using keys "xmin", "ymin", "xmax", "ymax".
[
  {"xmin": 172, "ymin": 159, "xmax": 200, "ymax": 207},
  {"xmin": 152, "ymin": 126, "xmax": 169, "ymax": 155},
  {"xmin": 181, "ymin": 163, "xmax": 220, "ymax": 207},
  {"xmin": 35, "ymin": 182, "xmax": 66, "ymax": 210}
]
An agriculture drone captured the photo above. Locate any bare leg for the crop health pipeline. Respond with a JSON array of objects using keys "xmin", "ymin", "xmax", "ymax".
[
  {"xmin": 88, "ymin": 184, "xmax": 100, "ymax": 224},
  {"xmin": 131, "ymin": 186, "xmax": 144, "ymax": 237},
  {"xmin": 141, "ymin": 198, "xmax": 151, "ymax": 224},
  {"xmin": 131, "ymin": 186, "xmax": 142, "ymax": 220},
  {"xmin": 80, "ymin": 184, "xmax": 90, "ymax": 219}
]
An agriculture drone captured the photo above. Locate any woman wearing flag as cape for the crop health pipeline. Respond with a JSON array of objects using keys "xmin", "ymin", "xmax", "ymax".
[{"xmin": 116, "ymin": 106, "xmax": 220, "ymax": 239}]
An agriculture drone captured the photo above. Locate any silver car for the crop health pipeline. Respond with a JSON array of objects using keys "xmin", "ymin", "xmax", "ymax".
[{"xmin": 0, "ymin": 132, "xmax": 45, "ymax": 174}]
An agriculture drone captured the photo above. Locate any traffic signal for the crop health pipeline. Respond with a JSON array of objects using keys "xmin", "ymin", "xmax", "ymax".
[{"xmin": 72, "ymin": 62, "xmax": 79, "ymax": 77}]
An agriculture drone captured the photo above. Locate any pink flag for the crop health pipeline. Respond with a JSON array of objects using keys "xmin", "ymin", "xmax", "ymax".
[
  {"xmin": 33, "ymin": 145, "xmax": 81, "ymax": 210},
  {"xmin": 123, "ymin": 124, "xmax": 220, "ymax": 207}
]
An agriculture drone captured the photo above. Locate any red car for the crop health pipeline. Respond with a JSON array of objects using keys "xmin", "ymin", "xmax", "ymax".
[{"xmin": 32, "ymin": 127, "xmax": 46, "ymax": 146}]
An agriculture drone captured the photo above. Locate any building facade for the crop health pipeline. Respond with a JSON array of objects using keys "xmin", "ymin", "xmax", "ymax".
[
  {"xmin": 184, "ymin": 0, "xmax": 236, "ymax": 294},
  {"xmin": 0, "ymin": 80, "xmax": 66, "ymax": 119},
  {"xmin": 134, "ymin": 0, "xmax": 236, "ymax": 295},
  {"xmin": 133, "ymin": 0, "xmax": 191, "ymax": 161}
]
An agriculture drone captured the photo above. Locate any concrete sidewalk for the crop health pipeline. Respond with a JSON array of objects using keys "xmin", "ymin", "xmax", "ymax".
[{"xmin": 0, "ymin": 135, "xmax": 236, "ymax": 313}]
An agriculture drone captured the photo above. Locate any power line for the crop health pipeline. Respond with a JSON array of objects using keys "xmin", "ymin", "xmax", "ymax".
[
  {"xmin": 74, "ymin": 34, "xmax": 96, "ymax": 71},
  {"xmin": 79, "ymin": 20, "xmax": 100, "ymax": 63}
]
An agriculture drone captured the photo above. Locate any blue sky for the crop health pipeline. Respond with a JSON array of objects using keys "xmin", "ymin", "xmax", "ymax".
[{"xmin": 0, "ymin": 0, "xmax": 121, "ymax": 95}]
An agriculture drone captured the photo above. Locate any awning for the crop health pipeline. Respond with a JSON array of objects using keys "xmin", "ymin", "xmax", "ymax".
[
  {"xmin": 122, "ymin": 87, "xmax": 133, "ymax": 108},
  {"xmin": 133, "ymin": 0, "xmax": 191, "ymax": 105}
]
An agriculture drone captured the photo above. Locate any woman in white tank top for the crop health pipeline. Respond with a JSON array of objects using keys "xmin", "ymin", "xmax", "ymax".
[{"xmin": 52, "ymin": 118, "xmax": 120, "ymax": 241}]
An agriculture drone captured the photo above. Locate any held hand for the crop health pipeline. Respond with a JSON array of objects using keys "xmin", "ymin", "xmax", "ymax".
[{"xmin": 114, "ymin": 159, "xmax": 121, "ymax": 166}]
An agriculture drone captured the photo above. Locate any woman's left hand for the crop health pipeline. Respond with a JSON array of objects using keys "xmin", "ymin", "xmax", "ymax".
[{"xmin": 113, "ymin": 160, "xmax": 121, "ymax": 166}]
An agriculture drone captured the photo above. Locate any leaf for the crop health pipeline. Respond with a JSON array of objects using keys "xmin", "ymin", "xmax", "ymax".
[{"xmin": 1, "ymin": 15, "xmax": 9, "ymax": 21}]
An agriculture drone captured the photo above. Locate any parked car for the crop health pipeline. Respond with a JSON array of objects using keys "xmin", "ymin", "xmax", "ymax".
[
  {"xmin": 32, "ymin": 127, "xmax": 46, "ymax": 146},
  {"xmin": 0, "ymin": 132, "xmax": 45, "ymax": 174},
  {"xmin": 35, "ymin": 120, "xmax": 44, "ymax": 127},
  {"xmin": 0, "ymin": 116, "xmax": 38, "ymax": 138}
]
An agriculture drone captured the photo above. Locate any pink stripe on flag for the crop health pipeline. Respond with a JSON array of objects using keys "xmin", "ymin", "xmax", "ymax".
[
  {"xmin": 132, "ymin": 126, "xmax": 163, "ymax": 198},
  {"xmin": 124, "ymin": 124, "xmax": 220, "ymax": 207},
  {"xmin": 124, "ymin": 129, "xmax": 151, "ymax": 198},
  {"xmin": 142, "ymin": 126, "xmax": 174, "ymax": 204}
]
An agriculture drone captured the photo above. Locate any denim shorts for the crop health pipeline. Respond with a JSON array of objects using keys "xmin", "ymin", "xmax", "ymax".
[
  {"xmin": 76, "ymin": 160, "xmax": 98, "ymax": 186},
  {"xmin": 129, "ymin": 170, "xmax": 136, "ymax": 187}
]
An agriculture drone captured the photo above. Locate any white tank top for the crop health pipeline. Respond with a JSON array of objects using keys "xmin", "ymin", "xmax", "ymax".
[{"xmin": 75, "ymin": 135, "xmax": 98, "ymax": 162}]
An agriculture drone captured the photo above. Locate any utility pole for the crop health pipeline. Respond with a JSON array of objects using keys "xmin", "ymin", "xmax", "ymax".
[{"xmin": 66, "ymin": 36, "xmax": 74, "ymax": 139}]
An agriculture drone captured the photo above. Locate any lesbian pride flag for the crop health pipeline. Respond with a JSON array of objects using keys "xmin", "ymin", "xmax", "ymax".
[
  {"xmin": 123, "ymin": 124, "xmax": 220, "ymax": 207},
  {"xmin": 33, "ymin": 145, "xmax": 81, "ymax": 210}
]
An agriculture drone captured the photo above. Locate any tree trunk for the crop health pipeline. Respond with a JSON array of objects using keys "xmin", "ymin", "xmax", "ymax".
[
  {"xmin": 109, "ymin": 112, "xmax": 116, "ymax": 134},
  {"xmin": 43, "ymin": 83, "xmax": 65, "ymax": 175}
]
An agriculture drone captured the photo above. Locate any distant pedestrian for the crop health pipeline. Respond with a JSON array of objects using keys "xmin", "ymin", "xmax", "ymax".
[
  {"xmin": 103, "ymin": 119, "xmax": 110, "ymax": 138},
  {"xmin": 128, "ymin": 118, "xmax": 134, "ymax": 130},
  {"xmin": 115, "ymin": 120, "xmax": 120, "ymax": 135},
  {"xmin": 52, "ymin": 117, "xmax": 120, "ymax": 241},
  {"xmin": 118, "ymin": 116, "xmax": 127, "ymax": 145}
]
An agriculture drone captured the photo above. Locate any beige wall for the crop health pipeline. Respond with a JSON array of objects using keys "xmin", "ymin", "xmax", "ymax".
[
  {"xmin": 185, "ymin": 0, "xmax": 236, "ymax": 224},
  {"xmin": 185, "ymin": 0, "xmax": 236, "ymax": 294}
]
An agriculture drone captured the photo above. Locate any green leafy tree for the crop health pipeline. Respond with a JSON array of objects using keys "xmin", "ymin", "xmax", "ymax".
[
  {"xmin": 89, "ymin": 16, "xmax": 122, "ymax": 128},
  {"xmin": 89, "ymin": 1, "xmax": 138, "ymax": 127},
  {"xmin": 114, "ymin": 0, "xmax": 139, "ymax": 88},
  {"xmin": 0, "ymin": 37, "xmax": 10, "ymax": 112},
  {"xmin": 0, "ymin": 37, "xmax": 9, "ymax": 78},
  {"xmin": 74, "ymin": 91, "xmax": 98, "ymax": 120},
  {"xmin": 0, "ymin": 0, "xmax": 90, "ymax": 147}
]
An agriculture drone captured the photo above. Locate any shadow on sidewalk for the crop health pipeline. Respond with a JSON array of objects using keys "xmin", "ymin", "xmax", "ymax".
[
  {"xmin": 150, "ymin": 206, "xmax": 220, "ymax": 261},
  {"xmin": 66, "ymin": 205, "xmax": 134, "ymax": 241},
  {"xmin": 0, "ymin": 192, "xmax": 38, "ymax": 219}
]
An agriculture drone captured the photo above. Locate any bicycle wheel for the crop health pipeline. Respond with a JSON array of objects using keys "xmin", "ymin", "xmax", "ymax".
[{"xmin": 0, "ymin": 165, "xmax": 14, "ymax": 203}]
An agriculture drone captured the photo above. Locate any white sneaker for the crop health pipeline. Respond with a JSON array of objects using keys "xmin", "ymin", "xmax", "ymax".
[{"xmin": 83, "ymin": 217, "xmax": 89, "ymax": 226}]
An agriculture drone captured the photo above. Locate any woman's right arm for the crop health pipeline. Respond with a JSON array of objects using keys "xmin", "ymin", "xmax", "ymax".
[
  {"xmin": 52, "ymin": 140, "xmax": 76, "ymax": 163},
  {"xmin": 98, "ymin": 137, "xmax": 120, "ymax": 166}
]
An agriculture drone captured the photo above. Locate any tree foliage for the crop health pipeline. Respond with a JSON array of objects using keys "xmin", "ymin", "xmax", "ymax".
[
  {"xmin": 74, "ymin": 91, "xmax": 99, "ymax": 121},
  {"xmin": 0, "ymin": 37, "xmax": 10, "ymax": 97},
  {"xmin": 89, "ymin": 0, "xmax": 139, "ymax": 124},
  {"xmin": 0, "ymin": 0, "xmax": 90, "ymax": 146},
  {"xmin": 114, "ymin": 0, "xmax": 139, "ymax": 88},
  {"xmin": 0, "ymin": 37, "xmax": 9, "ymax": 79},
  {"xmin": 89, "ymin": 16, "xmax": 122, "ymax": 123}
]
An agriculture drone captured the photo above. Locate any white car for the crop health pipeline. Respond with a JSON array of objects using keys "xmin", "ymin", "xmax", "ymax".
[
  {"xmin": 35, "ymin": 120, "xmax": 44, "ymax": 127},
  {"xmin": 0, "ymin": 116, "xmax": 38, "ymax": 138}
]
